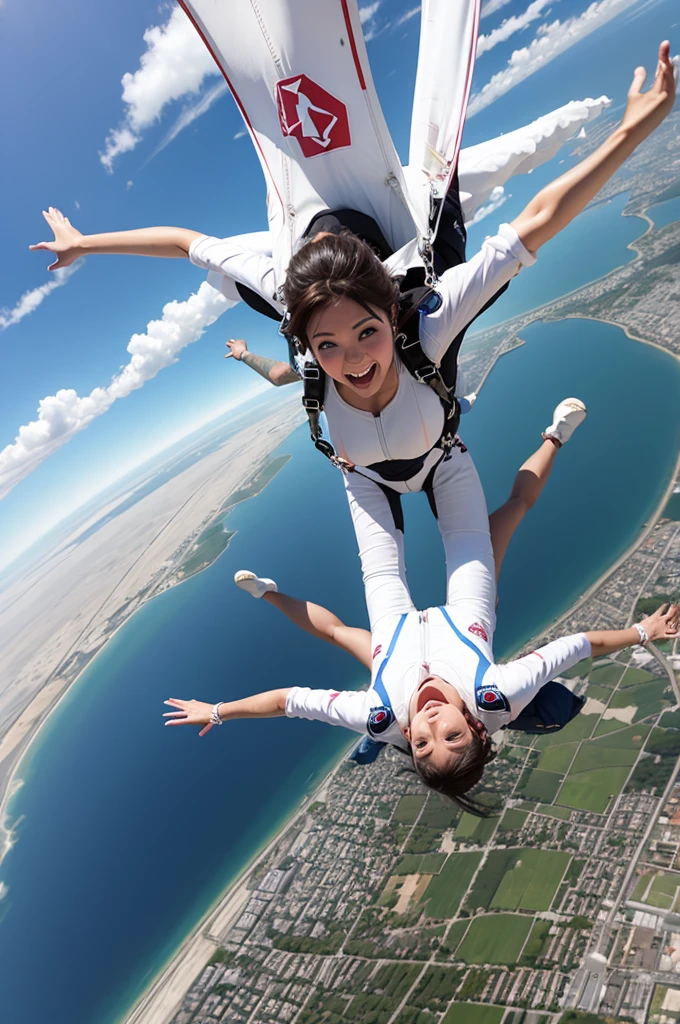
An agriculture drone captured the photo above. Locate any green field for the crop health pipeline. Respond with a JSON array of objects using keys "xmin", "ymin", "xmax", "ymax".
[
  {"xmin": 593, "ymin": 717, "xmax": 629, "ymax": 737},
  {"xmin": 534, "ymin": 713, "xmax": 595, "ymax": 749},
  {"xmin": 499, "ymin": 809, "xmax": 528, "ymax": 832},
  {"xmin": 454, "ymin": 813, "xmax": 498, "ymax": 845},
  {"xmin": 466, "ymin": 850, "xmax": 516, "ymax": 911},
  {"xmin": 420, "ymin": 795, "xmax": 461, "ymax": 829},
  {"xmin": 393, "ymin": 853, "xmax": 446, "ymax": 875},
  {"xmin": 609, "ymin": 679, "xmax": 670, "ymax": 722},
  {"xmin": 490, "ymin": 849, "xmax": 571, "ymax": 911},
  {"xmin": 538, "ymin": 743, "xmax": 579, "ymax": 774},
  {"xmin": 570, "ymin": 744, "xmax": 639, "ymax": 773},
  {"xmin": 660, "ymin": 709, "xmax": 680, "ymax": 730},
  {"xmin": 520, "ymin": 919, "xmax": 552, "ymax": 964},
  {"xmin": 441, "ymin": 918, "xmax": 471, "ymax": 956},
  {"xmin": 394, "ymin": 795, "xmax": 427, "ymax": 824},
  {"xmin": 591, "ymin": 723, "xmax": 650, "ymax": 749},
  {"xmin": 618, "ymin": 667, "xmax": 657, "ymax": 689},
  {"xmin": 537, "ymin": 804, "xmax": 572, "ymax": 820},
  {"xmin": 423, "ymin": 852, "xmax": 482, "ymax": 918},
  {"xmin": 585, "ymin": 685, "xmax": 614, "ymax": 702},
  {"xmin": 442, "ymin": 1004, "xmax": 505, "ymax": 1024},
  {"xmin": 558, "ymin": 766, "xmax": 631, "ymax": 813},
  {"xmin": 519, "ymin": 769, "xmax": 563, "ymax": 802},
  {"xmin": 632, "ymin": 871, "xmax": 680, "ymax": 910},
  {"xmin": 457, "ymin": 914, "xmax": 533, "ymax": 965},
  {"xmin": 588, "ymin": 662, "xmax": 625, "ymax": 686}
]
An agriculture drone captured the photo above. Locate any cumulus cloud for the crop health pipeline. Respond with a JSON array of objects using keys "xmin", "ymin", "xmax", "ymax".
[
  {"xmin": 468, "ymin": 186, "xmax": 508, "ymax": 225},
  {"xmin": 100, "ymin": 6, "xmax": 220, "ymax": 172},
  {"xmin": 0, "ymin": 265, "xmax": 80, "ymax": 332},
  {"xmin": 481, "ymin": 0, "xmax": 513, "ymax": 18},
  {"xmin": 469, "ymin": 0, "xmax": 637, "ymax": 116},
  {"xmin": 477, "ymin": 0, "xmax": 555, "ymax": 57},
  {"xmin": 0, "ymin": 282, "xmax": 230, "ymax": 498}
]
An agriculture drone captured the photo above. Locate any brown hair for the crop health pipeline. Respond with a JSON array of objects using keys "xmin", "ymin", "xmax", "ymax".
[
  {"xmin": 412, "ymin": 708, "xmax": 497, "ymax": 817},
  {"xmin": 282, "ymin": 231, "xmax": 400, "ymax": 350}
]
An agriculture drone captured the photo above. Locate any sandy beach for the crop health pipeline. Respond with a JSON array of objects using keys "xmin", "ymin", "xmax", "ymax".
[{"xmin": 0, "ymin": 393, "xmax": 304, "ymax": 842}]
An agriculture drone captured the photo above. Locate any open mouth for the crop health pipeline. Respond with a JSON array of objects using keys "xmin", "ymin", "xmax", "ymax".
[
  {"xmin": 345, "ymin": 363, "xmax": 377, "ymax": 389},
  {"xmin": 416, "ymin": 683, "xmax": 448, "ymax": 712}
]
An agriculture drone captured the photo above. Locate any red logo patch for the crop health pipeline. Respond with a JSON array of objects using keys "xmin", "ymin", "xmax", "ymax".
[
  {"xmin": 468, "ymin": 622, "xmax": 488, "ymax": 643},
  {"xmin": 483, "ymin": 691, "xmax": 497, "ymax": 703},
  {"xmin": 372, "ymin": 645, "xmax": 382, "ymax": 660},
  {"xmin": 276, "ymin": 74, "xmax": 351, "ymax": 158}
]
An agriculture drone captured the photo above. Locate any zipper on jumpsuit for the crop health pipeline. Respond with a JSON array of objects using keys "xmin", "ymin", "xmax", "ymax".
[
  {"xmin": 374, "ymin": 415, "xmax": 392, "ymax": 461},
  {"xmin": 420, "ymin": 610, "xmax": 430, "ymax": 679}
]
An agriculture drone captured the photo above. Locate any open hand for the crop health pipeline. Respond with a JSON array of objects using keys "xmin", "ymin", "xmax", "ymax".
[
  {"xmin": 29, "ymin": 207, "xmax": 83, "ymax": 271},
  {"xmin": 163, "ymin": 698, "xmax": 215, "ymax": 737},
  {"xmin": 621, "ymin": 41, "xmax": 676, "ymax": 140},
  {"xmin": 640, "ymin": 603, "xmax": 680, "ymax": 643},
  {"xmin": 225, "ymin": 338, "xmax": 248, "ymax": 361}
]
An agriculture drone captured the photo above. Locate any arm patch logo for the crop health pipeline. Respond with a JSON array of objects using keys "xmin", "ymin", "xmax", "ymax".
[
  {"xmin": 367, "ymin": 705, "xmax": 394, "ymax": 736},
  {"xmin": 476, "ymin": 685, "xmax": 510, "ymax": 713}
]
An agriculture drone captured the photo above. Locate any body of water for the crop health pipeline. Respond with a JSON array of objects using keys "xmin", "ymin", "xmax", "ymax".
[
  {"xmin": 469, "ymin": 191, "xmax": 645, "ymax": 328},
  {"xmin": 648, "ymin": 194, "xmax": 680, "ymax": 230},
  {"xmin": 2, "ymin": 201, "xmax": 680, "ymax": 1023}
]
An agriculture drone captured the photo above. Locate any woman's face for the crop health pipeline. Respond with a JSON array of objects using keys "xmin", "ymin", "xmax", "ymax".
[
  {"xmin": 405, "ymin": 676, "xmax": 474, "ymax": 773},
  {"xmin": 307, "ymin": 296, "xmax": 395, "ymax": 400}
]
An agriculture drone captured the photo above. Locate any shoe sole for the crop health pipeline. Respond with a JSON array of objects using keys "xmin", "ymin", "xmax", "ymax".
[{"xmin": 234, "ymin": 570, "xmax": 258, "ymax": 586}]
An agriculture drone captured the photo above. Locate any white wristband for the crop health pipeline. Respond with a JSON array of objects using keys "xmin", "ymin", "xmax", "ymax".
[
  {"xmin": 210, "ymin": 702, "xmax": 224, "ymax": 726},
  {"xmin": 633, "ymin": 623, "xmax": 649, "ymax": 646}
]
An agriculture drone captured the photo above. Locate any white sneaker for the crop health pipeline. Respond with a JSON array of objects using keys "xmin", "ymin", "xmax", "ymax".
[
  {"xmin": 543, "ymin": 398, "xmax": 587, "ymax": 446},
  {"xmin": 234, "ymin": 570, "xmax": 278, "ymax": 599}
]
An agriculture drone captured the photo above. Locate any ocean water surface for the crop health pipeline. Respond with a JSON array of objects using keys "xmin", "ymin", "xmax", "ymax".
[{"xmin": 648, "ymin": 194, "xmax": 680, "ymax": 230}]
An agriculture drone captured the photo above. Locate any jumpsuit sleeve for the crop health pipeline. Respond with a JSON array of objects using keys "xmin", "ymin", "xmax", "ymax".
[
  {"xmin": 492, "ymin": 633, "xmax": 592, "ymax": 721},
  {"xmin": 419, "ymin": 224, "xmax": 536, "ymax": 365},
  {"xmin": 189, "ymin": 234, "xmax": 283, "ymax": 311},
  {"xmin": 285, "ymin": 686, "xmax": 370, "ymax": 735}
]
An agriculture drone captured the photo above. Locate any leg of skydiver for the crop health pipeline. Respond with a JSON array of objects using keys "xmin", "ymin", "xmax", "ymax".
[
  {"xmin": 343, "ymin": 472, "xmax": 417, "ymax": 634},
  {"xmin": 488, "ymin": 399, "xmax": 587, "ymax": 579},
  {"xmin": 234, "ymin": 571, "xmax": 372, "ymax": 668}
]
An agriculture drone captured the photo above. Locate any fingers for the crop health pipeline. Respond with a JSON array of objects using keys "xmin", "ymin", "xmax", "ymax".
[
  {"xmin": 28, "ymin": 242, "xmax": 48, "ymax": 251},
  {"xmin": 198, "ymin": 724, "xmax": 213, "ymax": 738},
  {"xmin": 628, "ymin": 65, "xmax": 647, "ymax": 97},
  {"xmin": 224, "ymin": 352, "xmax": 233, "ymax": 359}
]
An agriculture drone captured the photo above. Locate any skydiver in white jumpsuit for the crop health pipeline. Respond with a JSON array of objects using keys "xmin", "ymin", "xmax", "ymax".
[{"xmin": 163, "ymin": 423, "xmax": 680, "ymax": 810}]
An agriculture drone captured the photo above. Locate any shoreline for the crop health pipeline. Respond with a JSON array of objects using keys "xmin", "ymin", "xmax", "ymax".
[
  {"xmin": 0, "ymin": 430, "xmax": 301, "ymax": 864},
  {"xmin": 119, "ymin": 739, "xmax": 356, "ymax": 1024}
]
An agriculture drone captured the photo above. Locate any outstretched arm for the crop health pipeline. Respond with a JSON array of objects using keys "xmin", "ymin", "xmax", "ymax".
[
  {"xmin": 496, "ymin": 604, "xmax": 679, "ymax": 720},
  {"xmin": 164, "ymin": 689, "xmax": 291, "ymax": 737},
  {"xmin": 30, "ymin": 207, "xmax": 202, "ymax": 271},
  {"xmin": 512, "ymin": 41, "xmax": 675, "ymax": 253},
  {"xmin": 585, "ymin": 603, "xmax": 679, "ymax": 658},
  {"xmin": 225, "ymin": 339, "xmax": 300, "ymax": 387}
]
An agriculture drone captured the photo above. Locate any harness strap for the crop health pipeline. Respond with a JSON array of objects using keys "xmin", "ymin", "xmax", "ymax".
[{"xmin": 298, "ymin": 285, "xmax": 461, "ymax": 471}]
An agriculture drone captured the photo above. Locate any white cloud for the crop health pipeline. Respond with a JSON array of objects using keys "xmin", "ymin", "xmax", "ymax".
[
  {"xmin": 477, "ymin": 0, "xmax": 555, "ymax": 57},
  {"xmin": 99, "ymin": 6, "xmax": 219, "ymax": 172},
  {"xmin": 74, "ymin": 200, "xmax": 80, "ymax": 211},
  {"xmin": 359, "ymin": 2, "xmax": 381, "ymax": 23},
  {"xmin": 233, "ymin": 130, "xmax": 247, "ymax": 140},
  {"xmin": 468, "ymin": 186, "xmax": 509, "ymax": 225},
  {"xmin": 0, "ymin": 265, "xmax": 80, "ymax": 332},
  {"xmin": 481, "ymin": 0, "xmax": 513, "ymax": 18},
  {"xmin": 0, "ymin": 282, "xmax": 230, "ymax": 498},
  {"xmin": 395, "ymin": 5, "xmax": 421, "ymax": 28},
  {"xmin": 142, "ymin": 80, "xmax": 229, "ymax": 167},
  {"xmin": 469, "ymin": 0, "xmax": 637, "ymax": 116}
]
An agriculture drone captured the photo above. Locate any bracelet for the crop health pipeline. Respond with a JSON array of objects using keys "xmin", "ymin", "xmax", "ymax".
[
  {"xmin": 210, "ymin": 702, "xmax": 224, "ymax": 726},
  {"xmin": 633, "ymin": 623, "xmax": 649, "ymax": 646}
]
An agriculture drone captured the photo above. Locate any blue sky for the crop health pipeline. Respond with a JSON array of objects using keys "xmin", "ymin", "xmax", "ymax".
[{"xmin": 0, "ymin": 0, "xmax": 675, "ymax": 567}]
